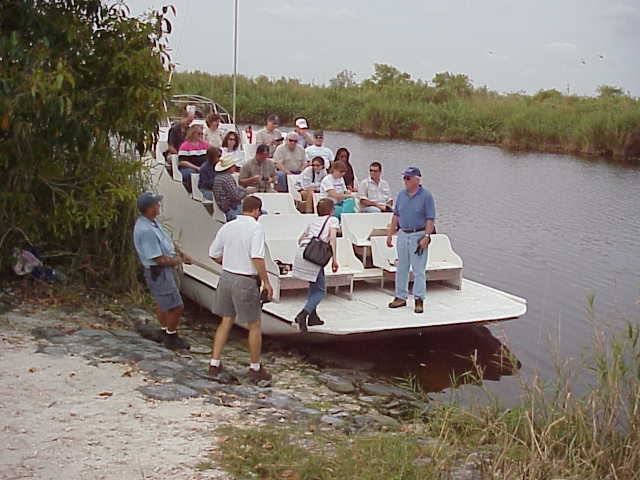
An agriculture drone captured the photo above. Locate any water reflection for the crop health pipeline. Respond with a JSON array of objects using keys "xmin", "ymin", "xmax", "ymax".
[{"xmin": 292, "ymin": 325, "xmax": 521, "ymax": 394}]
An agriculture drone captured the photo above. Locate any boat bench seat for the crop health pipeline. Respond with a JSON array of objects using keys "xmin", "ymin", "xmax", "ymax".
[
  {"xmin": 265, "ymin": 236, "xmax": 365, "ymax": 300},
  {"xmin": 370, "ymin": 234, "xmax": 463, "ymax": 290},
  {"xmin": 252, "ymin": 192, "xmax": 300, "ymax": 215}
]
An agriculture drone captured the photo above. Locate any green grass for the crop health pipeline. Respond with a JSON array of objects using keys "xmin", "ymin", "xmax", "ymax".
[
  {"xmin": 172, "ymin": 72, "xmax": 640, "ymax": 160},
  {"xmin": 213, "ymin": 320, "xmax": 640, "ymax": 479}
]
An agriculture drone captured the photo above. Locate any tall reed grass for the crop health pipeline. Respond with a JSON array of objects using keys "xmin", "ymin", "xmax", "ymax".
[{"xmin": 172, "ymin": 72, "xmax": 640, "ymax": 159}]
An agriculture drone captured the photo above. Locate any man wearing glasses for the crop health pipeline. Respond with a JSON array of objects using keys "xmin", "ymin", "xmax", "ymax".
[
  {"xmin": 358, "ymin": 161, "xmax": 393, "ymax": 213},
  {"xmin": 386, "ymin": 167, "xmax": 436, "ymax": 314},
  {"xmin": 273, "ymin": 131, "xmax": 306, "ymax": 192},
  {"xmin": 304, "ymin": 130, "xmax": 333, "ymax": 169}
]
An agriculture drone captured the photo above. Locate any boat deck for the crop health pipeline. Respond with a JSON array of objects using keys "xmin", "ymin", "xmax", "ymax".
[{"xmin": 263, "ymin": 279, "xmax": 525, "ymax": 335}]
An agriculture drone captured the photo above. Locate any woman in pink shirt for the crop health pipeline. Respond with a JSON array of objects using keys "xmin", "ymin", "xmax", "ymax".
[{"xmin": 178, "ymin": 124, "xmax": 209, "ymax": 192}]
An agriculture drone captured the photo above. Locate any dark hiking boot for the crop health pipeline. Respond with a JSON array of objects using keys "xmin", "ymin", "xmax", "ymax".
[
  {"xmin": 388, "ymin": 298, "xmax": 407, "ymax": 309},
  {"xmin": 164, "ymin": 333, "xmax": 190, "ymax": 350},
  {"xmin": 414, "ymin": 299, "xmax": 424, "ymax": 314},
  {"xmin": 208, "ymin": 363, "xmax": 222, "ymax": 376},
  {"xmin": 295, "ymin": 310, "xmax": 308, "ymax": 333},
  {"xmin": 248, "ymin": 366, "xmax": 272, "ymax": 383},
  {"xmin": 307, "ymin": 309, "xmax": 325, "ymax": 327},
  {"xmin": 136, "ymin": 325, "xmax": 166, "ymax": 343}
]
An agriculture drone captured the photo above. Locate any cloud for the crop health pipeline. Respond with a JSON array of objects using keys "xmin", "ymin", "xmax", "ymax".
[{"xmin": 545, "ymin": 42, "xmax": 578, "ymax": 51}]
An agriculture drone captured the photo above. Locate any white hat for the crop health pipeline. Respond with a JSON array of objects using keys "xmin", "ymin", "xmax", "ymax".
[
  {"xmin": 286, "ymin": 131, "xmax": 299, "ymax": 140},
  {"xmin": 215, "ymin": 154, "xmax": 237, "ymax": 172},
  {"xmin": 295, "ymin": 118, "xmax": 308, "ymax": 129},
  {"xmin": 186, "ymin": 105, "xmax": 196, "ymax": 114}
]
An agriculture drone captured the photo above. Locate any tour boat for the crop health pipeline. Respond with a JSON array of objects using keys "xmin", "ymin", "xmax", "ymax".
[{"xmin": 153, "ymin": 95, "xmax": 526, "ymax": 339}]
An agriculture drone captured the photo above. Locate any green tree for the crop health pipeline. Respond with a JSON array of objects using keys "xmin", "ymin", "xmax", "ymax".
[
  {"xmin": 365, "ymin": 63, "xmax": 412, "ymax": 87},
  {"xmin": 0, "ymin": 0, "xmax": 171, "ymax": 289},
  {"xmin": 329, "ymin": 69, "xmax": 357, "ymax": 88},
  {"xmin": 596, "ymin": 85, "xmax": 626, "ymax": 98},
  {"xmin": 432, "ymin": 72, "xmax": 473, "ymax": 96}
]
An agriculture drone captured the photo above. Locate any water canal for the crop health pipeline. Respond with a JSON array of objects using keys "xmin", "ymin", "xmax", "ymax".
[{"xmin": 298, "ymin": 131, "xmax": 639, "ymax": 403}]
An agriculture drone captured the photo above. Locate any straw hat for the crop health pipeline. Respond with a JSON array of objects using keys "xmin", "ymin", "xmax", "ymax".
[{"xmin": 215, "ymin": 154, "xmax": 237, "ymax": 172}]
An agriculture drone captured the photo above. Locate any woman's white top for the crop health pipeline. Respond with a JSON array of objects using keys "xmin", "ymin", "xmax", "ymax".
[
  {"xmin": 222, "ymin": 147, "xmax": 245, "ymax": 165},
  {"xmin": 292, "ymin": 215, "xmax": 339, "ymax": 282},
  {"xmin": 320, "ymin": 174, "xmax": 347, "ymax": 201}
]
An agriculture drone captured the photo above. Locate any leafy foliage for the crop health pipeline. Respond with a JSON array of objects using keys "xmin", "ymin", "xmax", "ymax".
[{"xmin": 0, "ymin": 0, "xmax": 171, "ymax": 289}]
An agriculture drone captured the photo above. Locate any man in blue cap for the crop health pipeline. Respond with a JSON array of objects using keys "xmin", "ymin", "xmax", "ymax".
[
  {"xmin": 133, "ymin": 192, "xmax": 192, "ymax": 350},
  {"xmin": 386, "ymin": 167, "xmax": 436, "ymax": 313}
]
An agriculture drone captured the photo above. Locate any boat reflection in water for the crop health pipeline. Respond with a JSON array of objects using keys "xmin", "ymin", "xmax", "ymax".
[{"xmin": 297, "ymin": 325, "xmax": 521, "ymax": 393}]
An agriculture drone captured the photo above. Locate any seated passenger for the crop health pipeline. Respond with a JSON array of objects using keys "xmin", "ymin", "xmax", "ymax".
[
  {"xmin": 334, "ymin": 147, "xmax": 357, "ymax": 191},
  {"xmin": 357, "ymin": 161, "xmax": 393, "ymax": 212},
  {"xmin": 221, "ymin": 131, "xmax": 244, "ymax": 166},
  {"xmin": 300, "ymin": 156, "xmax": 327, "ymax": 213},
  {"xmin": 204, "ymin": 113, "xmax": 224, "ymax": 149},
  {"xmin": 178, "ymin": 123, "xmax": 208, "ymax": 192},
  {"xmin": 255, "ymin": 114, "xmax": 282, "ymax": 156},
  {"xmin": 294, "ymin": 117, "xmax": 313, "ymax": 148},
  {"xmin": 198, "ymin": 146, "xmax": 221, "ymax": 201},
  {"xmin": 213, "ymin": 154, "xmax": 247, "ymax": 221},
  {"xmin": 305, "ymin": 130, "xmax": 333, "ymax": 169},
  {"xmin": 273, "ymin": 132, "xmax": 306, "ymax": 192},
  {"xmin": 320, "ymin": 161, "xmax": 355, "ymax": 219},
  {"xmin": 166, "ymin": 105, "xmax": 195, "ymax": 159},
  {"xmin": 238, "ymin": 144, "xmax": 276, "ymax": 192}
]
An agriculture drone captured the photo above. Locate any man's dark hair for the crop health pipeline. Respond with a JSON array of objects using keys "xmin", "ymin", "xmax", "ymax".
[
  {"xmin": 256, "ymin": 144, "xmax": 270, "ymax": 155},
  {"xmin": 370, "ymin": 161, "xmax": 382, "ymax": 171},
  {"xmin": 266, "ymin": 114, "xmax": 280, "ymax": 123},
  {"xmin": 316, "ymin": 198, "xmax": 334, "ymax": 216},
  {"xmin": 206, "ymin": 146, "xmax": 221, "ymax": 163},
  {"xmin": 242, "ymin": 195, "xmax": 262, "ymax": 213}
]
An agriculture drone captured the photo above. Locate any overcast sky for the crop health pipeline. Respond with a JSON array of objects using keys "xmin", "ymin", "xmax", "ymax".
[{"xmin": 126, "ymin": 0, "xmax": 640, "ymax": 97}]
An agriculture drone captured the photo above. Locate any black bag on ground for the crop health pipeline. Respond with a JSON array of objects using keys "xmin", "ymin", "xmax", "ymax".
[{"xmin": 303, "ymin": 217, "xmax": 332, "ymax": 267}]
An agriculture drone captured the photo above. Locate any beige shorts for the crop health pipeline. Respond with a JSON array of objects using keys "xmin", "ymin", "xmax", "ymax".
[{"xmin": 213, "ymin": 270, "xmax": 261, "ymax": 324}]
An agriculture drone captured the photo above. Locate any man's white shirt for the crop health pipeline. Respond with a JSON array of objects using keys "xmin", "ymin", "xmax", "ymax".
[{"xmin": 209, "ymin": 215, "xmax": 265, "ymax": 275}]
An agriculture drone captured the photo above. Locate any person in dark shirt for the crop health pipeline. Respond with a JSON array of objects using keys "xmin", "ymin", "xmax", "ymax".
[
  {"xmin": 167, "ymin": 105, "xmax": 195, "ymax": 155},
  {"xmin": 213, "ymin": 154, "xmax": 247, "ymax": 221},
  {"xmin": 334, "ymin": 147, "xmax": 356, "ymax": 191},
  {"xmin": 198, "ymin": 147, "xmax": 221, "ymax": 200}
]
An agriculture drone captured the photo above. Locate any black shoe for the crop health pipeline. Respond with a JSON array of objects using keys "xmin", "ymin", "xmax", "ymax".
[
  {"xmin": 388, "ymin": 298, "xmax": 407, "ymax": 308},
  {"xmin": 307, "ymin": 309, "xmax": 325, "ymax": 327},
  {"xmin": 136, "ymin": 325, "xmax": 166, "ymax": 343},
  {"xmin": 164, "ymin": 333, "xmax": 190, "ymax": 350},
  {"xmin": 295, "ymin": 310, "xmax": 308, "ymax": 333},
  {"xmin": 414, "ymin": 299, "xmax": 424, "ymax": 314}
]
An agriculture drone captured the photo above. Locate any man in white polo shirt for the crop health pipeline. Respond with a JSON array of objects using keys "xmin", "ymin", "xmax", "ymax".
[
  {"xmin": 358, "ymin": 161, "xmax": 393, "ymax": 212},
  {"xmin": 208, "ymin": 196, "xmax": 274, "ymax": 382}
]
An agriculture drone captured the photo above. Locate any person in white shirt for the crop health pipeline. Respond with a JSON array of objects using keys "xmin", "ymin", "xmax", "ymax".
[
  {"xmin": 292, "ymin": 198, "xmax": 339, "ymax": 331},
  {"xmin": 358, "ymin": 161, "xmax": 394, "ymax": 213},
  {"xmin": 204, "ymin": 113, "xmax": 224, "ymax": 149},
  {"xmin": 299, "ymin": 156, "xmax": 327, "ymax": 213},
  {"xmin": 208, "ymin": 196, "xmax": 274, "ymax": 383},
  {"xmin": 305, "ymin": 130, "xmax": 333, "ymax": 169},
  {"xmin": 221, "ymin": 131, "xmax": 244, "ymax": 166},
  {"xmin": 319, "ymin": 161, "xmax": 356, "ymax": 219}
]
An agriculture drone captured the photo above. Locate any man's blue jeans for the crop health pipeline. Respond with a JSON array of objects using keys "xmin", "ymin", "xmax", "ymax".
[
  {"xmin": 395, "ymin": 230, "xmax": 429, "ymax": 300},
  {"xmin": 304, "ymin": 268, "xmax": 326, "ymax": 313}
]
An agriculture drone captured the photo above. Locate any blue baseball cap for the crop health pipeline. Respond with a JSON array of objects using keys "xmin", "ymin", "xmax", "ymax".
[
  {"xmin": 137, "ymin": 192, "xmax": 163, "ymax": 212},
  {"xmin": 401, "ymin": 167, "xmax": 421, "ymax": 177}
]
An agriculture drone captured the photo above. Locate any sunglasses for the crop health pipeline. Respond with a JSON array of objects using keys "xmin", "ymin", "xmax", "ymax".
[
  {"xmin": 369, "ymin": 169, "xmax": 380, "ymax": 173},
  {"xmin": 403, "ymin": 176, "xmax": 413, "ymax": 180},
  {"xmin": 288, "ymin": 139, "xmax": 297, "ymax": 143},
  {"xmin": 314, "ymin": 135, "xmax": 323, "ymax": 139},
  {"xmin": 312, "ymin": 163, "xmax": 323, "ymax": 167}
]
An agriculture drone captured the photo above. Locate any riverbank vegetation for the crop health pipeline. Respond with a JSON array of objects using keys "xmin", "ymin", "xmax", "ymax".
[
  {"xmin": 0, "ymin": 1, "xmax": 172, "ymax": 290},
  {"xmin": 173, "ymin": 66, "xmax": 640, "ymax": 160},
  {"xmin": 214, "ymin": 318, "xmax": 640, "ymax": 479}
]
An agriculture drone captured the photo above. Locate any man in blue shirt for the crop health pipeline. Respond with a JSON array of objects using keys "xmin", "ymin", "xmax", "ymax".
[
  {"xmin": 386, "ymin": 167, "xmax": 436, "ymax": 313},
  {"xmin": 133, "ymin": 192, "xmax": 193, "ymax": 350}
]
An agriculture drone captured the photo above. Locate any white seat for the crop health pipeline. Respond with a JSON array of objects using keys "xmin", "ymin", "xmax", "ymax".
[
  {"xmin": 287, "ymin": 174, "xmax": 302, "ymax": 202},
  {"xmin": 341, "ymin": 212, "xmax": 393, "ymax": 265},
  {"xmin": 324, "ymin": 237, "xmax": 364, "ymax": 298},
  {"xmin": 190, "ymin": 173, "xmax": 213, "ymax": 204},
  {"xmin": 370, "ymin": 234, "xmax": 463, "ymax": 290},
  {"xmin": 259, "ymin": 214, "xmax": 316, "ymax": 240},
  {"xmin": 253, "ymin": 192, "xmax": 300, "ymax": 215},
  {"xmin": 169, "ymin": 154, "xmax": 182, "ymax": 182},
  {"xmin": 211, "ymin": 197, "xmax": 227, "ymax": 224},
  {"xmin": 311, "ymin": 192, "xmax": 326, "ymax": 213}
]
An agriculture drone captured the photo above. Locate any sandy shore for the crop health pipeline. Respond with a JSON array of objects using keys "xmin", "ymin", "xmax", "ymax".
[{"xmin": 0, "ymin": 329, "xmax": 234, "ymax": 480}]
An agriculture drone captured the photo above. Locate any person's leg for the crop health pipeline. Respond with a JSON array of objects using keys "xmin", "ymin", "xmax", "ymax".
[
  {"xmin": 394, "ymin": 232, "xmax": 410, "ymax": 300},
  {"xmin": 211, "ymin": 316, "xmax": 235, "ymax": 360},
  {"xmin": 276, "ymin": 170, "xmax": 288, "ymax": 192},
  {"xmin": 247, "ymin": 320, "xmax": 262, "ymax": 364},
  {"xmin": 333, "ymin": 203, "xmax": 344, "ymax": 219},
  {"xmin": 361, "ymin": 205, "xmax": 382, "ymax": 213},
  {"xmin": 154, "ymin": 305, "xmax": 167, "ymax": 328},
  {"xmin": 225, "ymin": 204, "xmax": 241, "ymax": 221},
  {"xmin": 180, "ymin": 167, "xmax": 196, "ymax": 192},
  {"xmin": 303, "ymin": 269, "xmax": 326, "ymax": 313},
  {"xmin": 410, "ymin": 233, "xmax": 429, "ymax": 300},
  {"xmin": 164, "ymin": 304, "xmax": 183, "ymax": 331},
  {"xmin": 201, "ymin": 189, "xmax": 213, "ymax": 201},
  {"xmin": 342, "ymin": 197, "xmax": 356, "ymax": 214}
]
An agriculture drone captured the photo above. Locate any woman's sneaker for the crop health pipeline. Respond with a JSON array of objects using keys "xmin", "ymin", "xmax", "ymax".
[
  {"xmin": 295, "ymin": 310, "xmax": 308, "ymax": 333},
  {"xmin": 307, "ymin": 310, "xmax": 325, "ymax": 327}
]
